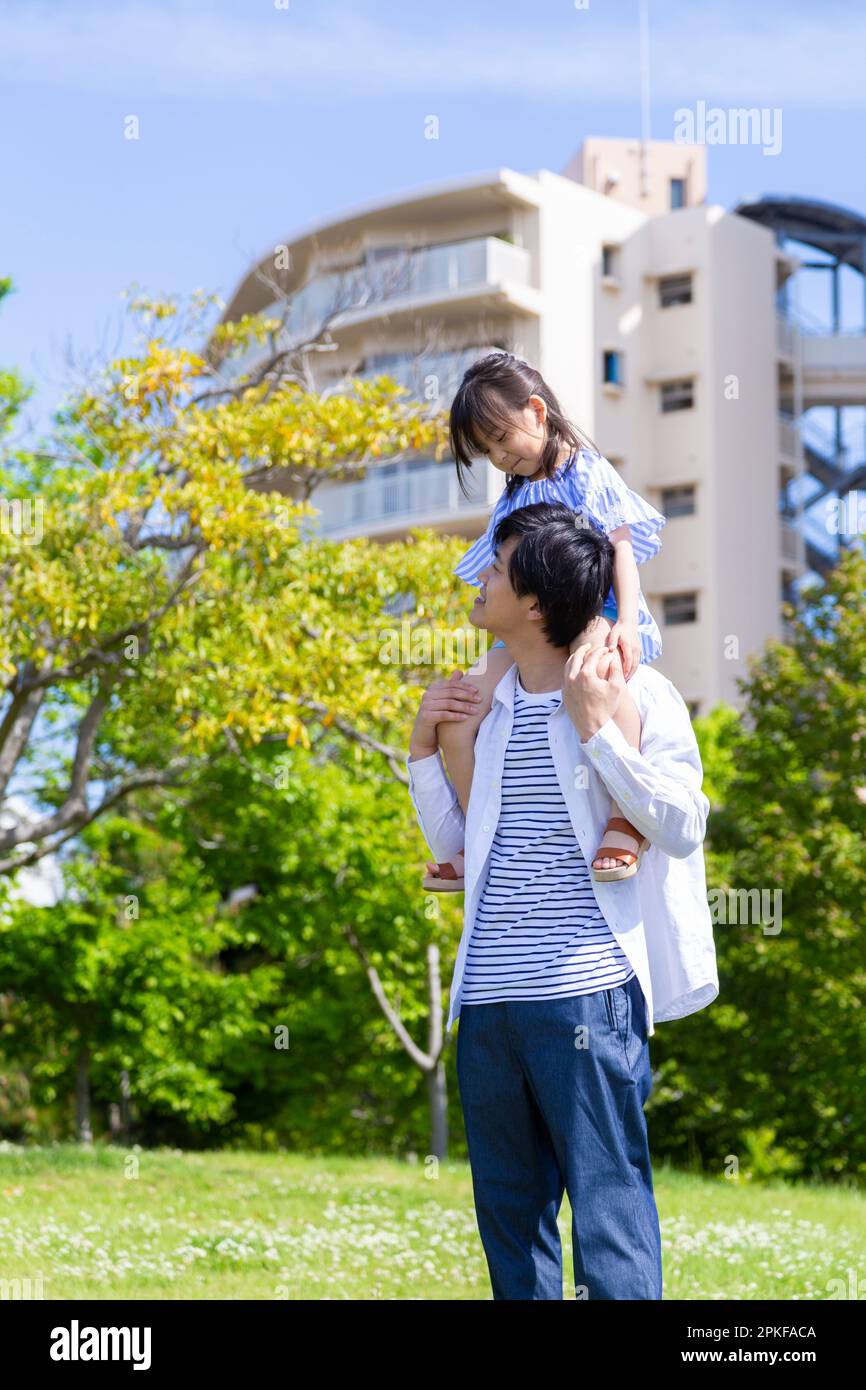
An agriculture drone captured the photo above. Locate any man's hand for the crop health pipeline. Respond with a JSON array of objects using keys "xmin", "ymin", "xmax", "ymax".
[
  {"xmin": 563, "ymin": 643, "xmax": 625, "ymax": 742},
  {"xmin": 409, "ymin": 669, "xmax": 482, "ymax": 761}
]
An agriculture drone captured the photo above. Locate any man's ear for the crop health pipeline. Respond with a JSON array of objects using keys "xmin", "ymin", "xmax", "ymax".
[{"xmin": 526, "ymin": 597, "xmax": 544, "ymax": 624}]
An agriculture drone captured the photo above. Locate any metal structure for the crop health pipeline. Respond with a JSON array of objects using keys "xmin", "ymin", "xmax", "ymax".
[{"xmin": 736, "ymin": 195, "xmax": 866, "ymax": 580}]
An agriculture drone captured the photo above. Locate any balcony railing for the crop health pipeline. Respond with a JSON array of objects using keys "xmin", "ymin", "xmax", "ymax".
[
  {"xmin": 221, "ymin": 238, "xmax": 531, "ymax": 380},
  {"xmin": 776, "ymin": 312, "xmax": 795, "ymax": 358},
  {"xmin": 361, "ymin": 236, "xmax": 531, "ymax": 306},
  {"xmin": 308, "ymin": 457, "xmax": 498, "ymax": 537},
  {"xmin": 800, "ymin": 332, "xmax": 866, "ymax": 373},
  {"xmin": 779, "ymin": 300, "xmax": 866, "ymax": 337},
  {"xmin": 358, "ymin": 345, "xmax": 492, "ymax": 404},
  {"xmin": 779, "ymin": 518, "xmax": 802, "ymax": 565},
  {"xmin": 778, "ymin": 416, "xmax": 798, "ymax": 459}
]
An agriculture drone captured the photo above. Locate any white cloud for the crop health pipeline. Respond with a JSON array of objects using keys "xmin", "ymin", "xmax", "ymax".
[{"xmin": 0, "ymin": 0, "xmax": 861, "ymax": 107}]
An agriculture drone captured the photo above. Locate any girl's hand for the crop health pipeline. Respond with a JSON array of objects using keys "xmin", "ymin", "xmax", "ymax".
[{"xmin": 605, "ymin": 620, "xmax": 640, "ymax": 679}]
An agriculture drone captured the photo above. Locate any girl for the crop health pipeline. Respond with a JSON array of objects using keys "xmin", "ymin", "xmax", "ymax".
[{"xmin": 422, "ymin": 350, "xmax": 666, "ymax": 891}]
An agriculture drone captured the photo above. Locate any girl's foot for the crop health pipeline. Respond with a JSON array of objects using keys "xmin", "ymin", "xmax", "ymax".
[
  {"xmin": 422, "ymin": 852, "xmax": 465, "ymax": 892},
  {"xmin": 591, "ymin": 818, "xmax": 648, "ymax": 883}
]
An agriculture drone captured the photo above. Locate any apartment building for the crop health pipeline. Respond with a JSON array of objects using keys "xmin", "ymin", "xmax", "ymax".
[{"xmin": 214, "ymin": 136, "xmax": 866, "ymax": 716}]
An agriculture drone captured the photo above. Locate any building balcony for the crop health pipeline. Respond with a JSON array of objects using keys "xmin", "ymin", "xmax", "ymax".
[
  {"xmin": 357, "ymin": 345, "xmax": 492, "ymax": 404},
  {"xmin": 360, "ymin": 235, "xmax": 531, "ymax": 303},
  {"xmin": 775, "ymin": 305, "xmax": 866, "ymax": 406},
  {"xmin": 778, "ymin": 415, "xmax": 798, "ymax": 460},
  {"xmin": 799, "ymin": 331, "xmax": 866, "ymax": 408},
  {"xmin": 331, "ymin": 236, "xmax": 539, "ymax": 333},
  {"xmin": 305, "ymin": 456, "xmax": 502, "ymax": 542},
  {"xmin": 221, "ymin": 237, "xmax": 537, "ymax": 381},
  {"xmin": 776, "ymin": 312, "xmax": 796, "ymax": 360},
  {"xmin": 779, "ymin": 517, "xmax": 804, "ymax": 567}
]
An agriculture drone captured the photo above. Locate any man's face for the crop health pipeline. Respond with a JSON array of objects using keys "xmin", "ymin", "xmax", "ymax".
[{"xmin": 469, "ymin": 535, "xmax": 541, "ymax": 637}]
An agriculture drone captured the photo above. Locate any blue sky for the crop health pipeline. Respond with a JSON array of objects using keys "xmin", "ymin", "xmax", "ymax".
[{"xmin": 0, "ymin": 0, "xmax": 863, "ymax": 435}]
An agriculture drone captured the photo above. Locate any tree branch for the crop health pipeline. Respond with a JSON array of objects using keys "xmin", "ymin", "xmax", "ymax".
[
  {"xmin": 0, "ymin": 758, "xmax": 201, "ymax": 876},
  {"xmin": 295, "ymin": 699, "xmax": 408, "ymax": 784},
  {"xmin": 5, "ymin": 551, "xmax": 206, "ymax": 696},
  {"xmin": 340, "ymin": 921, "xmax": 439, "ymax": 1070}
]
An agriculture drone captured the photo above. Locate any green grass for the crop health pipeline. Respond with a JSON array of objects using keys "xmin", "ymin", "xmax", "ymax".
[{"xmin": 0, "ymin": 1143, "xmax": 863, "ymax": 1300}]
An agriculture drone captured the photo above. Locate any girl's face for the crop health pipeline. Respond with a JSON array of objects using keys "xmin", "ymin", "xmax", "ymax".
[{"xmin": 477, "ymin": 394, "xmax": 548, "ymax": 479}]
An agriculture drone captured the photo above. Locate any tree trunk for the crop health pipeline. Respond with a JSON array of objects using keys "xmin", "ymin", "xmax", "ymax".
[
  {"xmin": 119, "ymin": 1068, "xmax": 131, "ymax": 1137},
  {"xmin": 75, "ymin": 1044, "xmax": 93, "ymax": 1145},
  {"xmin": 108, "ymin": 1071, "xmax": 131, "ymax": 1142},
  {"xmin": 426, "ymin": 1056, "xmax": 448, "ymax": 1161},
  {"xmin": 341, "ymin": 925, "xmax": 450, "ymax": 1159},
  {"xmin": 426, "ymin": 944, "xmax": 448, "ymax": 1160}
]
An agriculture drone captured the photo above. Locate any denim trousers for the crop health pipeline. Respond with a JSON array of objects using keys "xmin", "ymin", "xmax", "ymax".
[{"xmin": 455, "ymin": 973, "xmax": 662, "ymax": 1300}]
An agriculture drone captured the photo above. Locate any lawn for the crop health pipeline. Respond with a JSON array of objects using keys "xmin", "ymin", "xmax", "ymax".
[{"xmin": 0, "ymin": 1143, "xmax": 863, "ymax": 1300}]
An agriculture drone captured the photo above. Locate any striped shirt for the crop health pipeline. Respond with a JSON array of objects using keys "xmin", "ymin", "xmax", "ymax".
[{"xmin": 460, "ymin": 673, "xmax": 635, "ymax": 1006}]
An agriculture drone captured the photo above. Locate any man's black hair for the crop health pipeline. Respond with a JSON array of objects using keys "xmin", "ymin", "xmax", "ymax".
[{"xmin": 491, "ymin": 501, "xmax": 615, "ymax": 649}]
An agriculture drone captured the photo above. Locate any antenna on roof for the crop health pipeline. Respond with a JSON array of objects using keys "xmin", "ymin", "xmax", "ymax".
[{"xmin": 639, "ymin": 0, "xmax": 651, "ymax": 201}]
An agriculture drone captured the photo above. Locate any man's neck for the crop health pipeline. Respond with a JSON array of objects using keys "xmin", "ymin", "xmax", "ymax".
[
  {"xmin": 497, "ymin": 618, "xmax": 600, "ymax": 694},
  {"xmin": 504, "ymin": 633, "xmax": 567, "ymax": 693}
]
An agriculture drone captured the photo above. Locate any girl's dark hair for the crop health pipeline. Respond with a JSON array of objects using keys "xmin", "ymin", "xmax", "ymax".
[{"xmin": 448, "ymin": 351, "xmax": 599, "ymax": 500}]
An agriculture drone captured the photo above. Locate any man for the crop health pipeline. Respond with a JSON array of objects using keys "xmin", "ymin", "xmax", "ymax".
[{"xmin": 406, "ymin": 501, "xmax": 718, "ymax": 1300}]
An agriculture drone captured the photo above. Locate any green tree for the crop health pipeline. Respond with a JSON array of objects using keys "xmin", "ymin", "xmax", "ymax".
[
  {"xmin": 142, "ymin": 740, "xmax": 463, "ymax": 1158},
  {"xmin": 0, "ymin": 285, "xmax": 462, "ymax": 879},
  {"xmin": 0, "ymin": 741, "xmax": 465, "ymax": 1156},
  {"xmin": 653, "ymin": 549, "xmax": 866, "ymax": 1184},
  {"xmin": 0, "ymin": 811, "xmax": 279, "ymax": 1143},
  {"xmin": 0, "ymin": 279, "xmax": 485, "ymax": 1153}
]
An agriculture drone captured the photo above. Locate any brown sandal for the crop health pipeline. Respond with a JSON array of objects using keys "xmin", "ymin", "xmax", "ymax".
[
  {"xmin": 591, "ymin": 816, "xmax": 648, "ymax": 883},
  {"xmin": 422, "ymin": 860, "xmax": 465, "ymax": 893}
]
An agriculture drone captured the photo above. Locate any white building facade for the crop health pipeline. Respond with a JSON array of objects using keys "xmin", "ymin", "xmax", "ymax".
[{"xmin": 216, "ymin": 137, "xmax": 866, "ymax": 716}]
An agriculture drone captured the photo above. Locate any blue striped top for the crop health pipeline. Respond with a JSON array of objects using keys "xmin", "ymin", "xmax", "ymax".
[
  {"xmin": 460, "ymin": 675, "xmax": 636, "ymax": 1007},
  {"xmin": 454, "ymin": 448, "xmax": 665, "ymax": 664}
]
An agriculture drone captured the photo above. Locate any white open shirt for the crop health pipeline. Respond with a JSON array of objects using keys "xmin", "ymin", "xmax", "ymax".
[{"xmin": 407, "ymin": 660, "xmax": 719, "ymax": 1036}]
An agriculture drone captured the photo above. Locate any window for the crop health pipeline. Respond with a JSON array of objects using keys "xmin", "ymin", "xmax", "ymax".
[
  {"xmin": 603, "ymin": 350, "xmax": 624, "ymax": 386},
  {"xmin": 602, "ymin": 244, "xmax": 620, "ymax": 279},
  {"xmin": 662, "ymin": 592, "xmax": 698, "ymax": 625},
  {"xmin": 779, "ymin": 467, "xmax": 796, "ymax": 519},
  {"xmin": 670, "ymin": 177, "xmax": 686, "ymax": 209},
  {"xmin": 658, "ymin": 273, "xmax": 692, "ymax": 308},
  {"xmin": 660, "ymin": 485, "xmax": 696, "ymax": 518},
  {"xmin": 660, "ymin": 378, "xmax": 694, "ymax": 413},
  {"xmin": 781, "ymin": 573, "xmax": 798, "ymax": 607}
]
